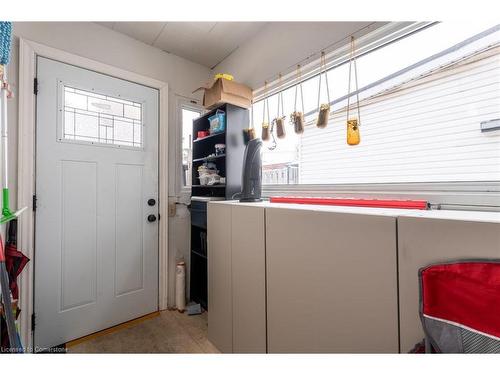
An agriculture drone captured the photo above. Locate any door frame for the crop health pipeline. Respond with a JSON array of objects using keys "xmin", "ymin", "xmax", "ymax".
[{"xmin": 17, "ymin": 38, "xmax": 169, "ymax": 351}]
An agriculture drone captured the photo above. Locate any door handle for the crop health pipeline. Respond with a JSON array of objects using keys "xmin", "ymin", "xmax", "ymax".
[
  {"xmin": 148, "ymin": 199, "xmax": 156, "ymax": 206},
  {"xmin": 147, "ymin": 214, "xmax": 157, "ymax": 222}
]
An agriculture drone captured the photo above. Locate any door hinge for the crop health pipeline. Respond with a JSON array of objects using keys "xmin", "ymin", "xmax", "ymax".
[
  {"xmin": 32, "ymin": 194, "xmax": 37, "ymax": 211},
  {"xmin": 33, "ymin": 78, "xmax": 38, "ymax": 95},
  {"xmin": 31, "ymin": 313, "xmax": 36, "ymax": 331}
]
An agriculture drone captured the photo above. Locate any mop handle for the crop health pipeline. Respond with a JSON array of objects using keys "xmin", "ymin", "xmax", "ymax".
[{"xmin": 1, "ymin": 68, "xmax": 8, "ymax": 189}]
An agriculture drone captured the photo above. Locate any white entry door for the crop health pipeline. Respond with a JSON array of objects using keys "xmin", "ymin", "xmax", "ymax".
[{"xmin": 34, "ymin": 57, "xmax": 159, "ymax": 349}]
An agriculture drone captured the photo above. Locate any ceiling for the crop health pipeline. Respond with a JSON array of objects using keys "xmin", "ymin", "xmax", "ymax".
[{"xmin": 96, "ymin": 22, "xmax": 268, "ymax": 68}]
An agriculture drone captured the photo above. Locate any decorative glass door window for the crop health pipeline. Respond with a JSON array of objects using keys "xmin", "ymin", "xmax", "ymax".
[{"xmin": 62, "ymin": 86, "xmax": 143, "ymax": 148}]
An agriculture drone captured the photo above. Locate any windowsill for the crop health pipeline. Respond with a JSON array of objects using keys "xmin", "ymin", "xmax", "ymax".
[{"xmin": 262, "ymin": 182, "xmax": 500, "ymax": 210}]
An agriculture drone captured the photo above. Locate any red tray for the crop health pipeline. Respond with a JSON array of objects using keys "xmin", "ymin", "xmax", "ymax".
[{"xmin": 269, "ymin": 196, "xmax": 428, "ymax": 210}]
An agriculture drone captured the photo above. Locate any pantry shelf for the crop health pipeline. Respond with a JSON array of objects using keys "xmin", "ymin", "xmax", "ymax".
[
  {"xmin": 191, "ymin": 184, "xmax": 226, "ymax": 188},
  {"xmin": 193, "ymin": 131, "xmax": 225, "ymax": 143},
  {"xmin": 190, "ymin": 103, "xmax": 249, "ymax": 311},
  {"xmin": 192, "ymin": 154, "xmax": 226, "ymax": 163}
]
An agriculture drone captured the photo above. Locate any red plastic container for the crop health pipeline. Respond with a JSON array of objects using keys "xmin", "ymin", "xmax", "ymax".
[{"xmin": 197, "ymin": 130, "xmax": 210, "ymax": 139}]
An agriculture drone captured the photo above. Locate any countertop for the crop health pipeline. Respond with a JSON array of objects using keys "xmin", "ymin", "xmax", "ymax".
[{"xmin": 210, "ymin": 200, "xmax": 500, "ymax": 224}]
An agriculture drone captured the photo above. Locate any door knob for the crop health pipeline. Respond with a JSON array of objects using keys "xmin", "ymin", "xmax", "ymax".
[
  {"xmin": 148, "ymin": 199, "xmax": 156, "ymax": 206},
  {"xmin": 147, "ymin": 214, "xmax": 157, "ymax": 222}
]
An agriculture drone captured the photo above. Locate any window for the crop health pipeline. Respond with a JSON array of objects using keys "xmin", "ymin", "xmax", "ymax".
[
  {"xmin": 180, "ymin": 106, "xmax": 203, "ymax": 188},
  {"xmin": 62, "ymin": 86, "xmax": 143, "ymax": 148},
  {"xmin": 252, "ymin": 22, "xmax": 500, "ymax": 187}
]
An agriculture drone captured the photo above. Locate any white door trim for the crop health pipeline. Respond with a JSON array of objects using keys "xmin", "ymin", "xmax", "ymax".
[{"xmin": 17, "ymin": 38, "xmax": 169, "ymax": 351}]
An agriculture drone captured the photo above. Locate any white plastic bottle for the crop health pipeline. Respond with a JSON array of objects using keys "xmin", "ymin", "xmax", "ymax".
[{"xmin": 175, "ymin": 261, "xmax": 186, "ymax": 312}]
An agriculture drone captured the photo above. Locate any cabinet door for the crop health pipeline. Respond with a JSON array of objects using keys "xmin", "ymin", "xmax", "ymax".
[
  {"xmin": 207, "ymin": 203, "xmax": 233, "ymax": 352},
  {"xmin": 232, "ymin": 206, "xmax": 266, "ymax": 353},
  {"xmin": 398, "ymin": 217, "xmax": 500, "ymax": 353},
  {"xmin": 266, "ymin": 208, "xmax": 399, "ymax": 353}
]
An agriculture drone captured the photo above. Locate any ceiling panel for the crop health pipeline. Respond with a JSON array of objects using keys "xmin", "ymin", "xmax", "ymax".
[
  {"xmin": 112, "ymin": 22, "xmax": 166, "ymax": 45},
  {"xmin": 154, "ymin": 22, "xmax": 267, "ymax": 68},
  {"xmin": 96, "ymin": 22, "xmax": 116, "ymax": 29},
  {"xmin": 95, "ymin": 21, "xmax": 267, "ymax": 68},
  {"xmin": 152, "ymin": 22, "xmax": 210, "ymax": 59},
  {"xmin": 204, "ymin": 22, "xmax": 266, "ymax": 66}
]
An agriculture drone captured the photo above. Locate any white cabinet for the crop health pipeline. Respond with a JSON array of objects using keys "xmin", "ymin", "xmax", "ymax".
[
  {"xmin": 265, "ymin": 207, "xmax": 399, "ymax": 353},
  {"xmin": 207, "ymin": 202, "xmax": 232, "ymax": 353},
  {"xmin": 207, "ymin": 203, "xmax": 266, "ymax": 353},
  {"xmin": 231, "ymin": 206, "xmax": 267, "ymax": 353},
  {"xmin": 207, "ymin": 201, "xmax": 500, "ymax": 353}
]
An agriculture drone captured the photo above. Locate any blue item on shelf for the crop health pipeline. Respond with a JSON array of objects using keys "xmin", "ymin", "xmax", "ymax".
[{"xmin": 208, "ymin": 110, "xmax": 226, "ymax": 134}]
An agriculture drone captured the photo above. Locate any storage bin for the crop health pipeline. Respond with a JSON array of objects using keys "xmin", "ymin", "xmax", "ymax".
[
  {"xmin": 191, "ymin": 203, "xmax": 207, "ymax": 229},
  {"xmin": 208, "ymin": 110, "xmax": 226, "ymax": 134}
]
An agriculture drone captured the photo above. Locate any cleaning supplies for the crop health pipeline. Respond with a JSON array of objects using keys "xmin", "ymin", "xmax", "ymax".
[
  {"xmin": 290, "ymin": 65, "xmax": 305, "ymax": 135},
  {"xmin": 316, "ymin": 51, "xmax": 331, "ymax": 129},
  {"xmin": 0, "ymin": 21, "xmax": 24, "ymax": 353},
  {"xmin": 346, "ymin": 36, "xmax": 361, "ymax": 146},
  {"xmin": 0, "ymin": 22, "xmax": 27, "ymax": 225}
]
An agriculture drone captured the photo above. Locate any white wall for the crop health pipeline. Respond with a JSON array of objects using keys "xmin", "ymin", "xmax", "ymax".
[
  {"xmin": 5, "ymin": 22, "xmax": 211, "ymax": 308},
  {"xmin": 213, "ymin": 22, "xmax": 381, "ymax": 89}
]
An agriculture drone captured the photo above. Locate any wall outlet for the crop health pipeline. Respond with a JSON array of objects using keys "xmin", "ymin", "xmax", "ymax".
[{"xmin": 168, "ymin": 203, "xmax": 176, "ymax": 217}]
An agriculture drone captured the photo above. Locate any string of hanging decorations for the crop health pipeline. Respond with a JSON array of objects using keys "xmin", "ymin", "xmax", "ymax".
[
  {"xmin": 274, "ymin": 73, "xmax": 286, "ymax": 140},
  {"xmin": 244, "ymin": 106, "xmax": 256, "ymax": 144},
  {"xmin": 257, "ymin": 35, "xmax": 362, "ymax": 148},
  {"xmin": 316, "ymin": 51, "xmax": 331, "ymax": 129},
  {"xmin": 260, "ymin": 81, "xmax": 277, "ymax": 150},
  {"xmin": 290, "ymin": 65, "xmax": 305, "ymax": 134}
]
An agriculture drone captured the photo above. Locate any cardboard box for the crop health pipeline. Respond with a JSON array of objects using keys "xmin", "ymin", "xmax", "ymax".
[{"xmin": 194, "ymin": 78, "xmax": 253, "ymax": 110}]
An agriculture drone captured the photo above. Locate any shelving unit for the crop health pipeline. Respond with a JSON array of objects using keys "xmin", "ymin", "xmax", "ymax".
[
  {"xmin": 190, "ymin": 103, "xmax": 249, "ymax": 310},
  {"xmin": 192, "ymin": 154, "xmax": 225, "ymax": 163}
]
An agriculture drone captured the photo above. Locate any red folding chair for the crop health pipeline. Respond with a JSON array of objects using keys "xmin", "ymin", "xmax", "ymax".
[{"xmin": 419, "ymin": 261, "xmax": 500, "ymax": 353}]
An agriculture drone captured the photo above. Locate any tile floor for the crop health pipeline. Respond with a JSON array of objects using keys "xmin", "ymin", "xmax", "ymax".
[{"xmin": 67, "ymin": 310, "xmax": 219, "ymax": 353}]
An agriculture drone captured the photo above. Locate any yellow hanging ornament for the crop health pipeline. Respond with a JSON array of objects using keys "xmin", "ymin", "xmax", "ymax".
[{"xmin": 346, "ymin": 36, "xmax": 361, "ymax": 146}]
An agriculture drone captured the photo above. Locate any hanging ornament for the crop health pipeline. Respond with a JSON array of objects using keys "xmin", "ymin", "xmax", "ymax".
[
  {"xmin": 243, "ymin": 100, "xmax": 256, "ymax": 144},
  {"xmin": 261, "ymin": 81, "xmax": 271, "ymax": 142},
  {"xmin": 316, "ymin": 51, "xmax": 331, "ymax": 129},
  {"xmin": 273, "ymin": 73, "xmax": 286, "ymax": 139},
  {"xmin": 290, "ymin": 65, "xmax": 305, "ymax": 134},
  {"xmin": 346, "ymin": 36, "xmax": 361, "ymax": 146}
]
